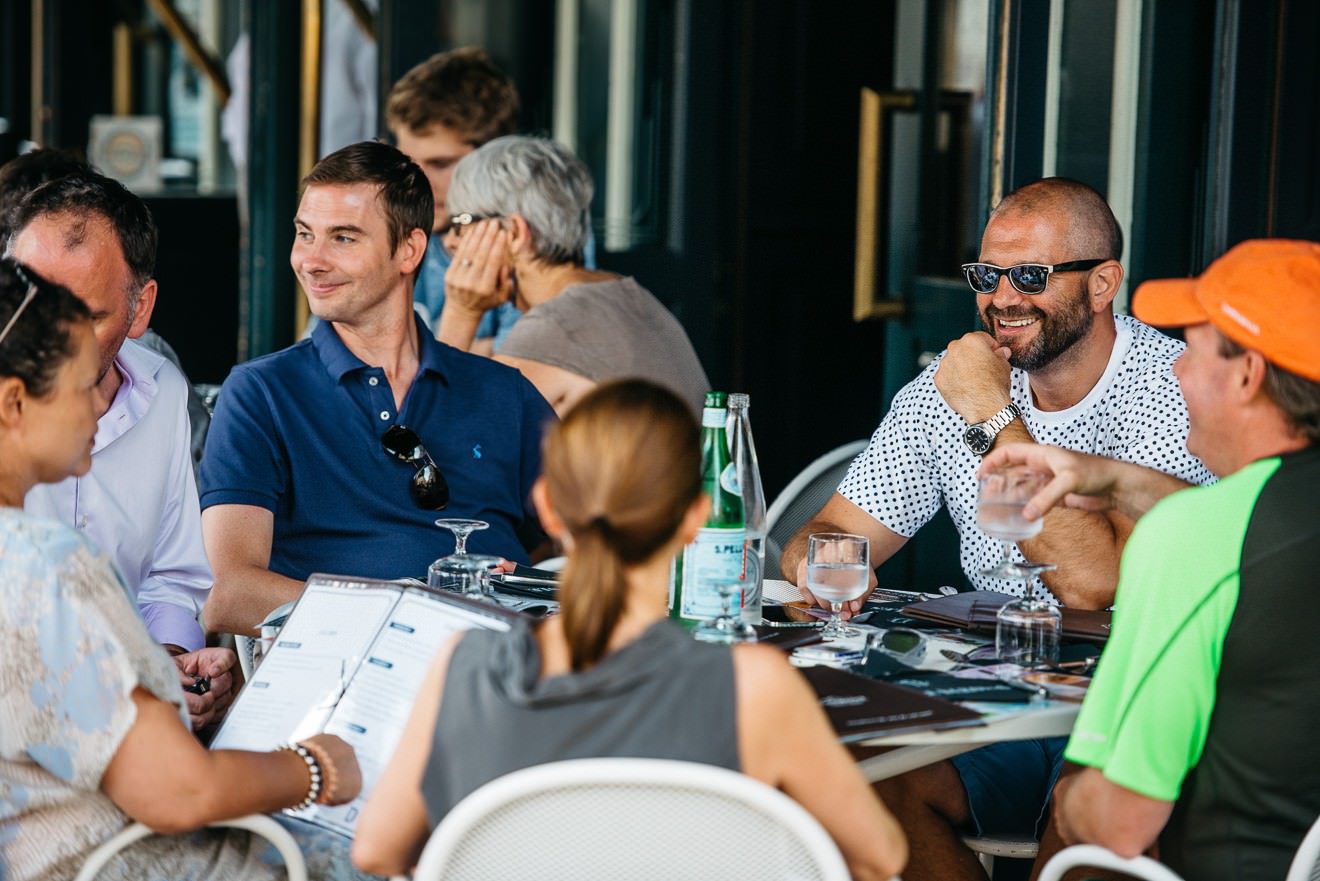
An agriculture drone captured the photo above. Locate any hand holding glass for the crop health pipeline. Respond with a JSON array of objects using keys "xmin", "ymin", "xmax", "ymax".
[
  {"xmin": 977, "ymin": 467, "xmax": 1061, "ymax": 667},
  {"xmin": 806, "ymin": 533, "xmax": 870, "ymax": 640}
]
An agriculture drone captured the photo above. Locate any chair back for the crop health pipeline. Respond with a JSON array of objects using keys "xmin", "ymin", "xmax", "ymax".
[
  {"xmin": 1037, "ymin": 844, "xmax": 1185, "ymax": 881},
  {"xmin": 1286, "ymin": 813, "xmax": 1320, "ymax": 881},
  {"xmin": 764, "ymin": 440, "xmax": 868, "ymax": 579},
  {"xmin": 411, "ymin": 758, "xmax": 851, "ymax": 881},
  {"xmin": 75, "ymin": 814, "xmax": 307, "ymax": 881}
]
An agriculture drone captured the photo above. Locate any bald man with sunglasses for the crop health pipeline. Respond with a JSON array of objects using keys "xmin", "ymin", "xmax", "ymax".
[{"xmin": 781, "ymin": 177, "xmax": 1213, "ymax": 881}]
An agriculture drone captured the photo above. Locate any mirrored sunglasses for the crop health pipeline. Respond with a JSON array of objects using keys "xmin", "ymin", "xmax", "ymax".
[{"xmin": 961, "ymin": 259, "xmax": 1106, "ymax": 295}]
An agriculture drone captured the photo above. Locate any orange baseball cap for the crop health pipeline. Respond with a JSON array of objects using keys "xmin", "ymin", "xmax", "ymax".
[{"xmin": 1133, "ymin": 239, "xmax": 1320, "ymax": 383}]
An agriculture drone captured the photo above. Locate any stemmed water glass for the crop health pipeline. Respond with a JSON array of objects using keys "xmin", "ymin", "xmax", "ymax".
[
  {"xmin": 806, "ymin": 533, "xmax": 871, "ymax": 641},
  {"xmin": 694, "ymin": 552, "xmax": 760, "ymax": 645},
  {"xmin": 431, "ymin": 553, "xmax": 503, "ymax": 599},
  {"xmin": 977, "ymin": 467, "xmax": 1061, "ymax": 667},
  {"xmin": 435, "ymin": 518, "xmax": 489, "ymax": 555},
  {"xmin": 427, "ymin": 518, "xmax": 493, "ymax": 595}
]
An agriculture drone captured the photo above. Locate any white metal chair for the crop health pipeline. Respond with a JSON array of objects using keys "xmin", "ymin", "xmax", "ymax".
[
  {"xmin": 764, "ymin": 439, "xmax": 868, "ymax": 579},
  {"xmin": 235, "ymin": 632, "xmax": 258, "ymax": 679},
  {"xmin": 1037, "ymin": 812, "xmax": 1320, "ymax": 881},
  {"xmin": 408, "ymin": 757, "xmax": 852, "ymax": 881},
  {"xmin": 1286, "ymin": 813, "xmax": 1320, "ymax": 881},
  {"xmin": 75, "ymin": 814, "xmax": 307, "ymax": 881},
  {"xmin": 1037, "ymin": 844, "xmax": 1184, "ymax": 881}
]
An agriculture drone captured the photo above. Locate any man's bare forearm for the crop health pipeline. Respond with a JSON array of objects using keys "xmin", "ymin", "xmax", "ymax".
[
  {"xmin": 1102, "ymin": 460, "xmax": 1193, "ymax": 521},
  {"xmin": 203, "ymin": 566, "xmax": 305, "ymax": 636},
  {"xmin": 1023, "ymin": 508, "xmax": 1130, "ymax": 609},
  {"xmin": 1057, "ymin": 767, "xmax": 1172, "ymax": 857},
  {"xmin": 436, "ymin": 305, "xmax": 483, "ymax": 351}
]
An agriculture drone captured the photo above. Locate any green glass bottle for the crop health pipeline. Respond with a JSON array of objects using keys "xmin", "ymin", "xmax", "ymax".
[{"xmin": 670, "ymin": 392, "xmax": 746, "ymax": 629}]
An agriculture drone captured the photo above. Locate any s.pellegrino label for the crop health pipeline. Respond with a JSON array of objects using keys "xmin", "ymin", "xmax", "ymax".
[{"xmin": 671, "ymin": 392, "xmax": 746, "ymax": 628}]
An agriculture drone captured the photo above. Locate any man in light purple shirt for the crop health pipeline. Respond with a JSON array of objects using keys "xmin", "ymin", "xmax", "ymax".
[{"xmin": 6, "ymin": 169, "xmax": 232, "ymax": 731}]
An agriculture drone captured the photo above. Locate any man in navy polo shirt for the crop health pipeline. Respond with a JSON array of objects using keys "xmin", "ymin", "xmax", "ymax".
[{"xmin": 199, "ymin": 141, "xmax": 554, "ymax": 636}]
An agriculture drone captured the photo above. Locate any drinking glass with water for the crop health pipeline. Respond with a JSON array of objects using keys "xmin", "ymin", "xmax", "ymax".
[
  {"xmin": 977, "ymin": 467, "xmax": 1061, "ymax": 667},
  {"xmin": 806, "ymin": 533, "xmax": 870, "ymax": 641}
]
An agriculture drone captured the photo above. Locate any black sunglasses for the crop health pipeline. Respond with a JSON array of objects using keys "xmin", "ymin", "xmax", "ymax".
[
  {"xmin": 960, "ymin": 259, "xmax": 1106, "ymax": 295},
  {"xmin": 447, "ymin": 212, "xmax": 502, "ymax": 236},
  {"xmin": 381, "ymin": 425, "xmax": 449, "ymax": 510}
]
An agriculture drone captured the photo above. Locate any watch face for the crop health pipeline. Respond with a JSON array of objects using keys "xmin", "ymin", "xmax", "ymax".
[{"xmin": 964, "ymin": 425, "xmax": 992, "ymax": 455}]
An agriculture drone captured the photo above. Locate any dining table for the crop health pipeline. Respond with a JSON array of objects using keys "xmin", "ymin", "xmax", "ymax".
[{"xmin": 761, "ymin": 579, "xmax": 1084, "ymax": 783}]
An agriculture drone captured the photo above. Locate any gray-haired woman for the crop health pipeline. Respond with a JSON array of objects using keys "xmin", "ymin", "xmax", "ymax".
[{"xmin": 436, "ymin": 135, "xmax": 710, "ymax": 417}]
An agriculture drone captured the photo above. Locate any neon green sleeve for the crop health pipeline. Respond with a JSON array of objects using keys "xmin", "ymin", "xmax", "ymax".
[{"xmin": 1064, "ymin": 461, "xmax": 1275, "ymax": 800}]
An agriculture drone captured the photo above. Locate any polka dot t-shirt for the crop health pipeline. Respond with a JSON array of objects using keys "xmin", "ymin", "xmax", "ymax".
[{"xmin": 838, "ymin": 314, "xmax": 1214, "ymax": 603}]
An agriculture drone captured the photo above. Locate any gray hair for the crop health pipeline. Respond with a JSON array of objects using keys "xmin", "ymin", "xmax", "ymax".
[
  {"xmin": 1218, "ymin": 332, "xmax": 1320, "ymax": 444},
  {"xmin": 447, "ymin": 135, "xmax": 593, "ymax": 265}
]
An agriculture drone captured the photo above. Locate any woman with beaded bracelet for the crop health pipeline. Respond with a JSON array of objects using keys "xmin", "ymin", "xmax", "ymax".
[{"xmin": 0, "ymin": 260, "xmax": 376, "ymax": 881}]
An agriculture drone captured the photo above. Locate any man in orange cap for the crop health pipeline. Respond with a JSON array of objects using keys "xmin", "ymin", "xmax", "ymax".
[{"xmin": 983, "ymin": 238, "xmax": 1320, "ymax": 881}]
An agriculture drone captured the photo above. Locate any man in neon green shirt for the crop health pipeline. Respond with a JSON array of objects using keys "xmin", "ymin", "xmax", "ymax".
[{"xmin": 985, "ymin": 238, "xmax": 1320, "ymax": 880}]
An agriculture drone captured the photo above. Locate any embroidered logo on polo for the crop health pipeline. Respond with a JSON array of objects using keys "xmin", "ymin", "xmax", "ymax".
[{"xmin": 472, "ymin": 444, "xmax": 483, "ymax": 460}]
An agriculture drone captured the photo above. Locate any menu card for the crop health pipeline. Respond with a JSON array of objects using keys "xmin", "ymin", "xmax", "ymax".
[
  {"xmin": 801, "ymin": 665, "xmax": 984, "ymax": 741},
  {"xmin": 210, "ymin": 574, "xmax": 521, "ymax": 836}
]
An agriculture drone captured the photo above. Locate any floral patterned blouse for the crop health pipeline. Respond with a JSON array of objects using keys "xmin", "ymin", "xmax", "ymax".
[{"xmin": 0, "ymin": 509, "xmax": 374, "ymax": 881}]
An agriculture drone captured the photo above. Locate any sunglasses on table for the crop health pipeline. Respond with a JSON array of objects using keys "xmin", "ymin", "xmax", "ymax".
[
  {"xmin": 960, "ymin": 259, "xmax": 1107, "ymax": 295},
  {"xmin": 381, "ymin": 425, "xmax": 450, "ymax": 510},
  {"xmin": 869, "ymin": 627, "xmax": 929, "ymax": 665}
]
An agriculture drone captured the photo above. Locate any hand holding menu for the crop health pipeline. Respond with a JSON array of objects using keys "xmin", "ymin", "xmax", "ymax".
[{"xmin": 210, "ymin": 574, "xmax": 521, "ymax": 836}]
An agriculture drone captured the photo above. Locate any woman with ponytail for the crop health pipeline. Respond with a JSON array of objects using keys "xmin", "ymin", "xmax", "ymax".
[{"xmin": 354, "ymin": 380, "xmax": 906, "ymax": 880}]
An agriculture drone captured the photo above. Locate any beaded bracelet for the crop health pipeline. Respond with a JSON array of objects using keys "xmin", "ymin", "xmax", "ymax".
[
  {"xmin": 299, "ymin": 738, "xmax": 339, "ymax": 805},
  {"xmin": 279, "ymin": 742, "xmax": 322, "ymax": 810}
]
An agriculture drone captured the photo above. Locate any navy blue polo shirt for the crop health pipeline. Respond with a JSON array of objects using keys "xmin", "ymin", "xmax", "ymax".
[{"xmin": 199, "ymin": 315, "xmax": 555, "ymax": 582}]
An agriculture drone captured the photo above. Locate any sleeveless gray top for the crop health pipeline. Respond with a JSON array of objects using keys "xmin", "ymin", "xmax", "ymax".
[{"xmin": 421, "ymin": 619, "xmax": 739, "ymax": 823}]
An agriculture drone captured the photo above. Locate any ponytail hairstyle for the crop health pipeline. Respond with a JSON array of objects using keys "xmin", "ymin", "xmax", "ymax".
[{"xmin": 541, "ymin": 380, "xmax": 702, "ymax": 671}]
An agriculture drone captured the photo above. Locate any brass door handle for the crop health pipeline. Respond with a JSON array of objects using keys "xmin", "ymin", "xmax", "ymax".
[{"xmin": 854, "ymin": 88, "xmax": 917, "ymax": 322}]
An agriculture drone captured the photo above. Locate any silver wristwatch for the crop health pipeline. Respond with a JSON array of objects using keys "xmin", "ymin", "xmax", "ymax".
[{"xmin": 962, "ymin": 403, "xmax": 1021, "ymax": 456}]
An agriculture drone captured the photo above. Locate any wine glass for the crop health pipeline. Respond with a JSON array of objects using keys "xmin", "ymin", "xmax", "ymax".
[
  {"xmin": 694, "ymin": 552, "xmax": 760, "ymax": 645},
  {"xmin": 427, "ymin": 518, "xmax": 491, "ymax": 591},
  {"xmin": 977, "ymin": 467, "xmax": 1061, "ymax": 668},
  {"xmin": 430, "ymin": 554, "xmax": 503, "ymax": 599},
  {"xmin": 806, "ymin": 533, "xmax": 870, "ymax": 641},
  {"xmin": 435, "ymin": 518, "xmax": 489, "ymax": 555}
]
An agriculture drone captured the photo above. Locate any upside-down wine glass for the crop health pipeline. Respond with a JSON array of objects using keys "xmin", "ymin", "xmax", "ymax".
[
  {"xmin": 427, "ymin": 518, "xmax": 490, "ymax": 591},
  {"xmin": 432, "ymin": 554, "xmax": 503, "ymax": 600},
  {"xmin": 436, "ymin": 518, "xmax": 489, "ymax": 555},
  {"xmin": 977, "ymin": 466, "xmax": 1061, "ymax": 668},
  {"xmin": 806, "ymin": 533, "xmax": 871, "ymax": 641}
]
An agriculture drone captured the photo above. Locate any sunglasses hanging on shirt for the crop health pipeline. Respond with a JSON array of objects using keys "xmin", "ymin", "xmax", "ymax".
[{"xmin": 381, "ymin": 424, "xmax": 450, "ymax": 510}]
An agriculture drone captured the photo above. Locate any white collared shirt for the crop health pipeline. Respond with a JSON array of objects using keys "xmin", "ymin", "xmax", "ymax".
[{"xmin": 25, "ymin": 338, "xmax": 212, "ymax": 650}]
